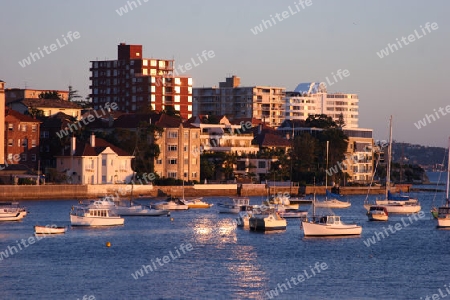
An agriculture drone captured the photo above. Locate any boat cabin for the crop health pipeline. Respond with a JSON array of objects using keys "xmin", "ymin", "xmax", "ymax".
[
  {"xmin": 319, "ymin": 216, "xmax": 342, "ymax": 225},
  {"xmin": 438, "ymin": 207, "xmax": 450, "ymax": 219}
]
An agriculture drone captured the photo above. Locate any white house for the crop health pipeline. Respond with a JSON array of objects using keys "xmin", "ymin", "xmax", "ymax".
[{"xmin": 56, "ymin": 134, "xmax": 134, "ymax": 184}]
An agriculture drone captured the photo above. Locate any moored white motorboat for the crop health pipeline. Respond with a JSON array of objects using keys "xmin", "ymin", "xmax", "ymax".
[
  {"xmin": 0, "ymin": 202, "xmax": 27, "ymax": 221},
  {"xmin": 218, "ymin": 197, "xmax": 250, "ymax": 214},
  {"xmin": 364, "ymin": 202, "xmax": 421, "ymax": 214},
  {"xmin": 236, "ymin": 205, "xmax": 254, "ymax": 228},
  {"xmin": 34, "ymin": 225, "xmax": 67, "ymax": 234},
  {"xmin": 70, "ymin": 204, "xmax": 124, "ymax": 226},
  {"xmin": 301, "ymin": 182, "xmax": 362, "ymax": 237},
  {"xmin": 302, "ymin": 215, "xmax": 362, "ymax": 236},
  {"xmin": 114, "ymin": 203, "xmax": 169, "ymax": 216},
  {"xmin": 153, "ymin": 197, "xmax": 189, "ymax": 210},
  {"xmin": 249, "ymin": 209, "xmax": 287, "ymax": 232},
  {"xmin": 181, "ymin": 198, "xmax": 213, "ymax": 209},
  {"xmin": 367, "ymin": 206, "xmax": 389, "ymax": 221}
]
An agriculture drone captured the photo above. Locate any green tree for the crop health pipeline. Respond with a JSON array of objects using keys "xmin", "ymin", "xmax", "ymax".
[
  {"xmin": 39, "ymin": 91, "xmax": 62, "ymax": 100},
  {"xmin": 68, "ymin": 86, "xmax": 82, "ymax": 102},
  {"xmin": 305, "ymin": 114, "xmax": 337, "ymax": 129}
]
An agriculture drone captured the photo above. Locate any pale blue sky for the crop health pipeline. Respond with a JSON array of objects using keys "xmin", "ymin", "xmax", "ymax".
[{"xmin": 1, "ymin": 0, "xmax": 448, "ymax": 146}]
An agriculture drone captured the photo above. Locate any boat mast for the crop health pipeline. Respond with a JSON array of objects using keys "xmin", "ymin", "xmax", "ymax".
[
  {"xmin": 386, "ymin": 115, "xmax": 393, "ymax": 200},
  {"xmin": 446, "ymin": 137, "xmax": 450, "ymax": 202},
  {"xmin": 325, "ymin": 140, "xmax": 329, "ymax": 199}
]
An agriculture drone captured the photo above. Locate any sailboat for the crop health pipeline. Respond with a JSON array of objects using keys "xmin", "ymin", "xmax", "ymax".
[
  {"xmin": 431, "ymin": 150, "xmax": 447, "ymax": 219},
  {"xmin": 315, "ymin": 141, "xmax": 351, "ymax": 208},
  {"xmin": 301, "ymin": 180, "xmax": 362, "ymax": 236},
  {"xmin": 179, "ymin": 179, "xmax": 213, "ymax": 209},
  {"xmin": 436, "ymin": 137, "xmax": 450, "ymax": 227},
  {"xmin": 364, "ymin": 116, "xmax": 421, "ymax": 214}
]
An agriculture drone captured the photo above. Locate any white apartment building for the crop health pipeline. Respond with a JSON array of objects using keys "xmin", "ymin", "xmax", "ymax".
[
  {"xmin": 187, "ymin": 116, "xmax": 259, "ymax": 155},
  {"xmin": 56, "ymin": 135, "xmax": 134, "ymax": 184},
  {"xmin": 193, "ymin": 76, "xmax": 286, "ymax": 127},
  {"xmin": 285, "ymin": 82, "xmax": 359, "ymax": 128}
]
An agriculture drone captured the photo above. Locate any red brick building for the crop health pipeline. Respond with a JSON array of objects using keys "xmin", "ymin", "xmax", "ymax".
[
  {"xmin": 90, "ymin": 43, "xmax": 193, "ymax": 118},
  {"xmin": 4, "ymin": 109, "xmax": 41, "ymax": 170}
]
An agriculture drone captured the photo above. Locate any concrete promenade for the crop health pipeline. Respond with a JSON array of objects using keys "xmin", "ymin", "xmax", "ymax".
[{"xmin": 0, "ymin": 183, "xmax": 414, "ymax": 201}]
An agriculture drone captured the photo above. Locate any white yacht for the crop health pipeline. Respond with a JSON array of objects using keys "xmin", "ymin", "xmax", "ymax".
[
  {"xmin": 0, "ymin": 202, "xmax": 27, "ymax": 221},
  {"xmin": 249, "ymin": 208, "xmax": 287, "ymax": 232},
  {"xmin": 367, "ymin": 206, "xmax": 389, "ymax": 221},
  {"xmin": 153, "ymin": 197, "xmax": 189, "ymax": 210},
  {"xmin": 436, "ymin": 137, "xmax": 450, "ymax": 228},
  {"xmin": 70, "ymin": 204, "xmax": 124, "ymax": 226},
  {"xmin": 364, "ymin": 116, "xmax": 421, "ymax": 215},
  {"xmin": 218, "ymin": 197, "xmax": 250, "ymax": 214},
  {"xmin": 302, "ymin": 215, "xmax": 362, "ymax": 236},
  {"xmin": 301, "ymin": 184, "xmax": 362, "ymax": 237}
]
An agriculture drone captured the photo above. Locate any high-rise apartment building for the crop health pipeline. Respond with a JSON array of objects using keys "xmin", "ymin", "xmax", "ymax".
[
  {"xmin": 193, "ymin": 76, "xmax": 286, "ymax": 127},
  {"xmin": 90, "ymin": 43, "xmax": 193, "ymax": 118},
  {"xmin": 285, "ymin": 82, "xmax": 359, "ymax": 128}
]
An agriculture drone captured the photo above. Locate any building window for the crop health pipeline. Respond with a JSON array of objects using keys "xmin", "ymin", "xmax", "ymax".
[
  {"xmin": 32, "ymin": 125, "xmax": 37, "ymax": 132},
  {"xmin": 184, "ymin": 145, "xmax": 188, "ymax": 152},
  {"xmin": 168, "ymin": 145, "xmax": 177, "ymax": 151},
  {"xmin": 168, "ymin": 131, "xmax": 178, "ymax": 138},
  {"xmin": 168, "ymin": 172, "xmax": 177, "ymax": 178},
  {"xmin": 156, "ymin": 159, "xmax": 162, "ymax": 164},
  {"xmin": 192, "ymin": 158, "xmax": 197, "ymax": 165},
  {"xmin": 41, "ymin": 131, "xmax": 49, "ymax": 138},
  {"xmin": 168, "ymin": 159, "xmax": 177, "ymax": 165},
  {"xmin": 184, "ymin": 158, "xmax": 188, "ymax": 164},
  {"xmin": 184, "ymin": 172, "xmax": 188, "ymax": 178},
  {"xmin": 32, "ymin": 140, "xmax": 37, "ymax": 147},
  {"xmin": 102, "ymin": 176, "xmax": 107, "ymax": 183},
  {"xmin": 102, "ymin": 159, "xmax": 106, "ymax": 166},
  {"xmin": 21, "ymin": 154, "xmax": 27, "ymax": 161},
  {"xmin": 258, "ymin": 161, "xmax": 266, "ymax": 169},
  {"xmin": 8, "ymin": 124, "xmax": 13, "ymax": 131},
  {"xmin": 21, "ymin": 139, "xmax": 27, "ymax": 147},
  {"xmin": 31, "ymin": 154, "xmax": 37, "ymax": 162},
  {"xmin": 184, "ymin": 131, "xmax": 188, "ymax": 139},
  {"xmin": 21, "ymin": 125, "xmax": 27, "ymax": 132},
  {"xmin": 192, "ymin": 172, "xmax": 197, "ymax": 178}
]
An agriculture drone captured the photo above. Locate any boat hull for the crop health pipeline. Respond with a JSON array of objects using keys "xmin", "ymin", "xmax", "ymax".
[
  {"xmin": 302, "ymin": 221, "xmax": 362, "ymax": 236},
  {"xmin": 0, "ymin": 211, "xmax": 26, "ymax": 221},
  {"xmin": 34, "ymin": 225, "xmax": 67, "ymax": 234},
  {"xmin": 115, "ymin": 207, "xmax": 169, "ymax": 216},
  {"xmin": 249, "ymin": 215, "xmax": 287, "ymax": 231},
  {"xmin": 279, "ymin": 211, "xmax": 308, "ymax": 218},
  {"xmin": 364, "ymin": 204, "xmax": 421, "ymax": 214},
  {"xmin": 367, "ymin": 213, "xmax": 388, "ymax": 221},
  {"xmin": 70, "ymin": 215, "xmax": 124, "ymax": 226},
  {"xmin": 153, "ymin": 203, "xmax": 189, "ymax": 210},
  {"xmin": 314, "ymin": 200, "xmax": 351, "ymax": 208},
  {"xmin": 217, "ymin": 203, "xmax": 241, "ymax": 214}
]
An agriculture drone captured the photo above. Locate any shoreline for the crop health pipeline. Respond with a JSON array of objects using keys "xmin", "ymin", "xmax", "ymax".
[{"xmin": 0, "ymin": 183, "xmax": 417, "ymax": 201}]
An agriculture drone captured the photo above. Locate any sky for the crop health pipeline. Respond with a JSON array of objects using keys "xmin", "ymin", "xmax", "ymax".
[{"xmin": 1, "ymin": 0, "xmax": 449, "ymax": 147}]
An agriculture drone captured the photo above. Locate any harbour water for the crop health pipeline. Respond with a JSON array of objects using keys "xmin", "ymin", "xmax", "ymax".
[{"xmin": 1, "ymin": 192, "xmax": 449, "ymax": 300}]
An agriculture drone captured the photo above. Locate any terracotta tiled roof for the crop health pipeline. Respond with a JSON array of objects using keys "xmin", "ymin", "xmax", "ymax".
[
  {"xmin": 61, "ymin": 137, "xmax": 131, "ymax": 157},
  {"xmin": 255, "ymin": 133, "xmax": 291, "ymax": 147},
  {"xmin": 114, "ymin": 113, "xmax": 183, "ymax": 129},
  {"xmin": 15, "ymin": 98, "xmax": 82, "ymax": 109},
  {"xmin": 5, "ymin": 108, "xmax": 41, "ymax": 123}
]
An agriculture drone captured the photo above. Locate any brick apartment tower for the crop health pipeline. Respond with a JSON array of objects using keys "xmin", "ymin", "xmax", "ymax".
[{"xmin": 90, "ymin": 44, "xmax": 193, "ymax": 118}]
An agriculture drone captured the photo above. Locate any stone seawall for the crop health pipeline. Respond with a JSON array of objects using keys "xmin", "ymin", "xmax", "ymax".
[{"xmin": 0, "ymin": 183, "xmax": 412, "ymax": 201}]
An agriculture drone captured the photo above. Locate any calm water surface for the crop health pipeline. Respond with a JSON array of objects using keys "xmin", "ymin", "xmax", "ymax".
[{"xmin": 1, "ymin": 193, "xmax": 449, "ymax": 300}]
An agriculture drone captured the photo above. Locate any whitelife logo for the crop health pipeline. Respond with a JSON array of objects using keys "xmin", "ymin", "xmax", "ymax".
[
  {"xmin": 18, "ymin": 31, "xmax": 80, "ymax": 68},
  {"xmin": 376, "ymin": 22, "xmax": 438, "ymax": 59}
]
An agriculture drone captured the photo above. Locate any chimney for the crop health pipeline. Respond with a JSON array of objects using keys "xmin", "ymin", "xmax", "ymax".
[
  {"xmin": 90, "ymin": 132, "xmax": 95, "ymax": 147},
  {"xmin": 71, "ymin": 136, "xmax": 76, "ymax": 156}
]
